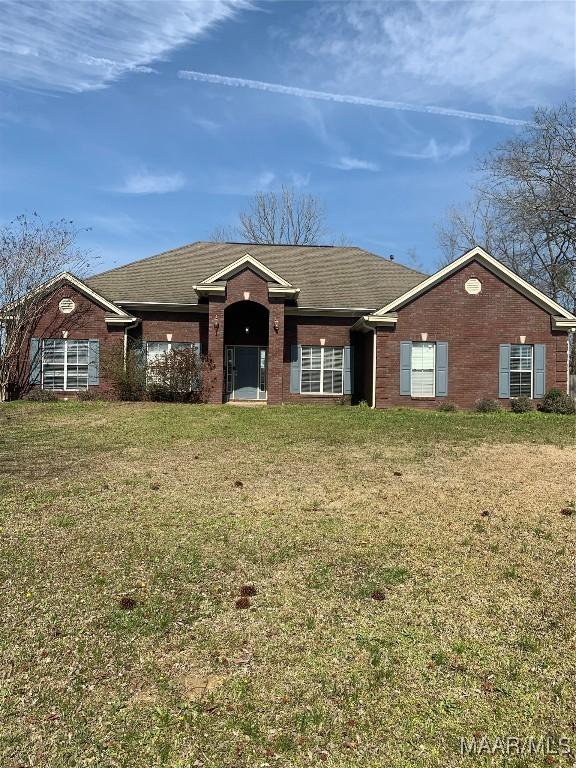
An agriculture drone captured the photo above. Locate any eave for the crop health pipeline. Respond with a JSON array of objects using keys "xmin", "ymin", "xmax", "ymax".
[{"xmin": 352, "ymin": 314, "xmax": 398, "ymax": 332}]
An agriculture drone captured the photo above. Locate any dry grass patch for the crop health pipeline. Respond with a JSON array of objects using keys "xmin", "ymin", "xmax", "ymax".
[{"xmin": 0, "ymin": 403, "xmax": 575, "ymax": 767}]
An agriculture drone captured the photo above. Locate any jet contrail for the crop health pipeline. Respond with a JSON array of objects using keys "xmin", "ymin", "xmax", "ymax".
[{"xmin": 178, "ymin": 70, "xmax": 528, "ymax": 127}]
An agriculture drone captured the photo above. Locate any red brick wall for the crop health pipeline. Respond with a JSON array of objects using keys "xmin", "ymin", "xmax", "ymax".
[
  {"xmin": 139, "ymin": 311, "xmax": 208, "ymax": 347},
  {"xmin": 207, "ymin": 268, "xmax": 285, "ymax": 404},
  {"xmin": 28, "ymin": 283, "xmax": 124, "ymax": 396},
  {"xmin": 375, "ymin": 260, "xmax": 569, "ymax": 409},
  {"xmin": 283, "ymin": 315, "xmax": 354, "ymax": 404}
]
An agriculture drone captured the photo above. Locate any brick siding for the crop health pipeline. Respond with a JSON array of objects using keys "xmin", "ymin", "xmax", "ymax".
[{"xmin": 375, "ymin": 261, "xmax": 568, "ymax": 409}]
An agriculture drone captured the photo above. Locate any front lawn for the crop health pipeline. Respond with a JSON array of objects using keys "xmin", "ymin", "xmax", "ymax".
[{"xmin": 1, "ymin": 403, "xmax": 575, "ymax": 767}]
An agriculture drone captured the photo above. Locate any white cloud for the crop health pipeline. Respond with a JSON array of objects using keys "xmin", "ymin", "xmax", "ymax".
[
  {"xmin": 331, "ymin": 156, "xmax": 380, "ymax": 172},
  {"xmin": 114, "ymin": 171, "xmax": 186, "ymax": 195},
  {"xmin": 294, "ymin": 1, "xmax": 575, "ymax": 111},
  {"xmin": 393, "ymin": 136, "xmax": 471, "ymax": 162},
  {"xmin": 0, "ymin": 0, "xmax": 248, "ymax": 92}
]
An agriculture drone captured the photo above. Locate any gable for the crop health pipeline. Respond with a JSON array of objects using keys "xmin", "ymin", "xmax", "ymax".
[{"xmin": 374, "ymin": 247, "xmax": 576, "ymax": 322}]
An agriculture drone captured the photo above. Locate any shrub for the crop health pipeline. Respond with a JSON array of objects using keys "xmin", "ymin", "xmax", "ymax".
[
  {"xmin": 23, "ymin": 388, "xmax": 58, "ymax": 402},
  {"xmin": 510, "ymin": 396, "xmax": 534, "ymax": 413},
  {"xmin": 475, "ymin": 398, "xmax": 502, "ymax": 413},
  {"xmin": 101, "ymin": 340, "xmax": 146, "ymax": 401},
  {"xmin": 77, "ymin": 389, "xmax": 101, "ymax": 401},
  {"xmin": 539, "ymin": 388, "xmax": 576, "ymax": 415},
  {"xmin": 146, "ymin": 347, "xmax": 208, "ymax": 403},
  {"xmin": 437, "ymin": 401, "xmax": 457, "ymax": 412}
]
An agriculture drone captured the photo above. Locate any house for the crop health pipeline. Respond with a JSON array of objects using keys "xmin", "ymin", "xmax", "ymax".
[{"xmin": 23, "ymin": 242, "xmax": 576, "ymax": 408}]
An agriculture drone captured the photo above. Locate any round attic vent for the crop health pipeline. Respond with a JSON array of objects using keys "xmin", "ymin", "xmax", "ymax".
[
  {"xmin": 59, "ymin": 297, "xmax": 76, "ymax": 314},
  {"xmin": 465, "ymin": 278, "xmax": 482, "ymax": 295}
]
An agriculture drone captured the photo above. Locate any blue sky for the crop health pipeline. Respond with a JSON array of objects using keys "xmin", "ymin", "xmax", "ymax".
[{"xmin": 1, "ymin": 0, "xmax": 574, "ymax": 275}]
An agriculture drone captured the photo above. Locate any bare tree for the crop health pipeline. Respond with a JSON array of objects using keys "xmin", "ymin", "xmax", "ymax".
[
  {"xmin": 210, "ymin": 185, "xmax": 326, "ymax": 245},
  {"xmin": 437, "ymin": 104, "xmax": 576, "ymax": 311},
  {"xmin": 0, "ymin": 214, "xmax": 89, "ymax": 400}
]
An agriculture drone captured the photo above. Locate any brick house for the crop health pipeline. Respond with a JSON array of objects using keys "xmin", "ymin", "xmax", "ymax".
[{"xmin": 21, "ymin": 242, "xmax": 576, "ymax": 408}]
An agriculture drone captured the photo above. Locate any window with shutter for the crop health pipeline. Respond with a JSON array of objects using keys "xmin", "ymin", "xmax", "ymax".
[
  {"xmin": 300, "ymin": 346, "xmax": 344, "ymax": 395},
  {"xmin": 411, "ymin": 342, "xmax": 436, "ymax": 397}
]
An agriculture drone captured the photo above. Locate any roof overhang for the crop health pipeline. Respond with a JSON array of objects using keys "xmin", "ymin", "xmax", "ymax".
[
  {"xmin": 2, "ymin": 271, "xmax": 133, "ymax": 324},
  {"xmin": 352, "ymin": 314, "xmax": 398, "ymax": 332},
  {"xmin": 373, "ymin": 246, "xmax": 576, "ymax": 321},
  {"xmin": 192, "ymin": 282, "xmax": 226, "ymax": 296},
  {"xmin": 553, "ymin": 317, "xmax": 576, "ymax": 331},
  {"xmin": 194, "ymin": 252, "xmax": 300, "ymax": 302},
  {"xmin": 201, "ymin": 252, "xmax": 293, "ymax": 286}
]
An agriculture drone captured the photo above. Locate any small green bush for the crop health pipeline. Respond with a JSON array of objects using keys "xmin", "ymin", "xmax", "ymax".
[
  {"xmin": 539, "ymin": 388, "xmax": 576, "ymax": 415},
  {"xmin": 437, "ymin": 401, "xmax": 457, "ymax": 412},
  {"xmin": 510, "ymin": 396, "xmax": 534, "ymax": 413},
  {"xmin": 475, "ymin": 398, "xmax": 502, "ymax": 413},
  {"xmin": 23, "ymin": 388, "xmax": 58, "ymax": 402}
]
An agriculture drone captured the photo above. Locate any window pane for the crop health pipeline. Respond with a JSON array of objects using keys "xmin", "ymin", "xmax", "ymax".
[
  {"xmin": 510, "ymin": 371, "xmax": 532, "ymax": 397},
  {"xmin": 412, "ymin": 370, "xmax": 435, "ymax": 397},
  {"xmin": 411, "ymin": 342, "xmax": 435, "ymax": 397},
  {"xmin": 323, "ymin": 347, "xmax": 343, "ymax": 370},
  {"xmin": 301, "ymin": 346, "xmax": 321, "ymax": 370},
  {"xmin": 43, "ymin": 340, "xmax": 65, "ymax": 390},
  {"xmin": 510, "ymin": 344, "xmax": 532, "ymax": 371},
  {"xmin": 323, "ymin": 368, "xmax": 343, "ymax": 394},
  {"xmin": 301, "ymin": 369, "xmax": 321, "ymax": 393},
  {"xmin": 147, "ymin": 341, "xmax": 169, "ymax": 362}
]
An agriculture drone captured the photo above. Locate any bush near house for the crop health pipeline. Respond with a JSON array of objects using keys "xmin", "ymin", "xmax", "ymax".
[
  {"xmin": 101, "ymin": 342, "xmax": 210, "ymax": 403},
  {"xmin": 510, "ymin": 395, "xmax": 534, "ymax": 413},
  {"xmin": 539, "ymin": 388, "xmax": 576, "ymax": 414},
  {"xmin": 474, "ymin": 397, "xmax": 502, "ymax": 413}
]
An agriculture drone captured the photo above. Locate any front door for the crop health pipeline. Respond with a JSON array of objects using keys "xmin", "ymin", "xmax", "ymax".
[{"xmin": 226, "ymin": 346, "xmax": 267, "ymax": 400}]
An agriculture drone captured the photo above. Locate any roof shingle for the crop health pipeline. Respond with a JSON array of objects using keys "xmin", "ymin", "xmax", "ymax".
[{"xmin": 86, "ymin": 241, "xmax": 427, "ymax": 311}]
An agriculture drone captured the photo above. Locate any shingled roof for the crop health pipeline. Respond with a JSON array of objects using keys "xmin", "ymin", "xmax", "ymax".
[{"xmin": 86, "ymin": 241, "xmax": 427, "ymax": 311}]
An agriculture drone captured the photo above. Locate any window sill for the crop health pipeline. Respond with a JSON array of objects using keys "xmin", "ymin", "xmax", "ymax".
[{"xmin": 298, "ymin": 392, "xmax": 343, "ymax": 397}]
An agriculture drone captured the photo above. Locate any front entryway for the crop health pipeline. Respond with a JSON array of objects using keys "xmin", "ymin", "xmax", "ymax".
[{"xmin": 225, "ymin": 345, "xmax": 267, "ymax": 400}]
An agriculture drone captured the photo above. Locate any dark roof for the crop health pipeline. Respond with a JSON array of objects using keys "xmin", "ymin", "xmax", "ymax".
[{"xmin": 86, "ymin": 241, "xmax": 427, "ymax": 311}]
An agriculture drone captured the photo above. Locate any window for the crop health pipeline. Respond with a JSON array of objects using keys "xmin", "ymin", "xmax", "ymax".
[
  {"xmin": 146, "ymin": 341, "xmax": 196, "ymax": 383},
  {"xmin": 300, "ymin": 345, "xmax": 343, "ymax": 395},
  {"xmin": 411, "ymin": 342, "xmax": 435, "ymax": 397},
  {"xmin": 42, "ymin": 339, "xmax": 89, "ymax": 391},
  {"xmin": 509, "ymin": 344, "xmax": 533, "ymax": 398}
]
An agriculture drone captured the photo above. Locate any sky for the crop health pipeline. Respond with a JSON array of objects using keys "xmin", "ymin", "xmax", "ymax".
[{"xmin": 0, "ymin": 0, "xmax": 574, "ymax": 276}]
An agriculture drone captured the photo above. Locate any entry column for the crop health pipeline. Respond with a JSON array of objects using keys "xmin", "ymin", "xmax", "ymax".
[
  {"xmin": 267, "ymin": 299, "xmax": 285, "ymax": 405},
  {"xmin": 207, "ymin": 297, "xmax": 225, "ymax": 404}
]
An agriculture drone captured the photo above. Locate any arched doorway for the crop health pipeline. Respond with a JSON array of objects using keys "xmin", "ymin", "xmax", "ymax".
[{"xmin": 224, "ymin": 301, "xmax": 269, "ymax": 400}]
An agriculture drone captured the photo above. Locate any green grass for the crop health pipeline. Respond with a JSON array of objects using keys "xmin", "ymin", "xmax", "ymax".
[{"xmin": 0, "ymin": 402, "xmax": 575, "ymax": 767}]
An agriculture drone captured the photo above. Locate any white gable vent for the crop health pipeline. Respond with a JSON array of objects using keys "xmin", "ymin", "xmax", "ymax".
[
  {"xmin": 465, "ymin": 278, "xmax": 482, "ymax": 295},
  {"xmin": 59, "ymin": 297, "xmax": 76, "ymax": 314}
]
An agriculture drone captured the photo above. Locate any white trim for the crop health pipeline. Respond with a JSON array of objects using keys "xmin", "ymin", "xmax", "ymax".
[
  {"xmin": 268, "ymin": 285, "xmax": 300, "ymax": 298},
  {"xmin": 410, "ymin": 341, "xmax": 436, "ymax": 398},
  {"xmin": 509, "ymin": 343, "xmax": 533, "ymax": 399},
  {"xmin": 201, "ymin": 253, "xmax": 293, "ymax": 287},
  {"xmin": 352, "ymin": 314, "xmax": 398, "ymax": 332},
  {"xmin": 553, "ymin": 317, "xmax": 576, "ymax": 330},
  {"xmin": 300, "ymin": 345, "xmax": 344, "ymax": 396},
  {"xmin": 192, "ymin": 283, "xmax": 226, "ymax": 295},
  {"xmin": 371, "ymin": 328, "xmax": 377, "ymax": 409},
  {"xmin": 47, "ymin": 273, "xmax": 131, "ymax": 316},
  {"xmin": 41, "ymin": 338, "xmax": 89, "ymax": 392},
  {"xmin": 374, "ymin": 247, "xmax": 576, "ymax": 320},
  {"xmin": 104, "ymin": 315, "xmax": 139, "ymax": 324}
]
